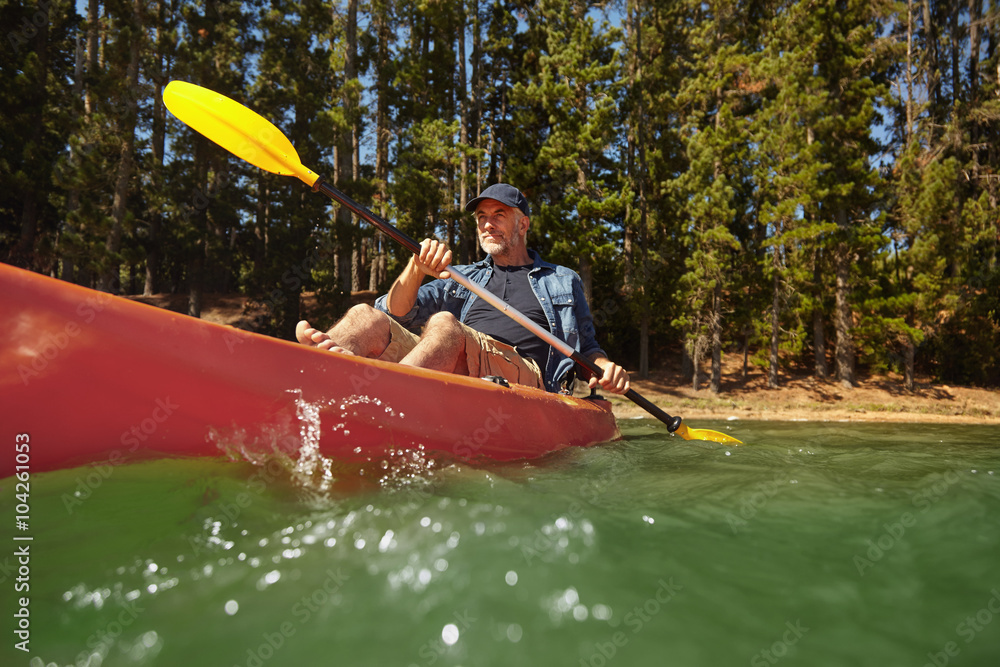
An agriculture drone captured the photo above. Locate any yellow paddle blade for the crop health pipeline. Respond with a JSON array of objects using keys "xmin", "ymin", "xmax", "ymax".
[
  {"xmin": 162, "ymin": 80, "xmax": 319, "ymax": 187},
  {"xmin": 675, "ymin": 423, "xmax": 743, "ymax": 445}
]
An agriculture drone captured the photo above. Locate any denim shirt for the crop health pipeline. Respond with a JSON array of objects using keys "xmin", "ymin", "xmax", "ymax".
[{"xmin": 374, "ymin": 249, "xmax": 607, "ymax": 392}]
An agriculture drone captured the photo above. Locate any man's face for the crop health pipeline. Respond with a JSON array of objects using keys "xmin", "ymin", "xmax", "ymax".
[{"xmin": 475, "ymin": 200, "xmax": 528, "ymax": 256}]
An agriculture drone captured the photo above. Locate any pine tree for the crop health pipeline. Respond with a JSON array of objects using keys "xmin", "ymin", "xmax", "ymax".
[
  {"xmin": 512, "ymin": 0, "xmax": 624, "ymax": 304},
  {"xmin": 671, "ymin": 0, "xmax": 758, "ymax": 392},
  {"xmin": 0, "ymin": 0, "xmax": 80, "ymax": 273},
  {"xmin": 750, "ymin": 0, "xmax": 834, "ymax": 388},
  {"xmin": 170, "ymin": 0, "xmax": 258, "ymax": 316},
  {"xmin": 811, "ymin": 0, "xmax": 890, "ymax": 388},
  {"xmin": 621, "ymin": 1, "xmax": 695, "ymax": 379}
]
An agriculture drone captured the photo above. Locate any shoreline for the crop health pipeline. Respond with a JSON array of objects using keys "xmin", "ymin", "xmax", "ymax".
[{"xmin": 603, "ymin": 370, "xmax": 1000, "ymax": 425}]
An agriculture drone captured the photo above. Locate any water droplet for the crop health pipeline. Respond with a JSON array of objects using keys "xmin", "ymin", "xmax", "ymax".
[
  {"xmin": 592, "ymin": 603, "xmax": 612, "ymax": 620},
  {"xmin": 442, "ymin": 623, "xmax": 459, "ymax": 646}
]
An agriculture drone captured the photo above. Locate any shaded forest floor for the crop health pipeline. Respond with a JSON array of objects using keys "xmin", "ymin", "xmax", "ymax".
[{"xmin": 130, "ymin": 292, "xmax": 1000, "ymax": 425}]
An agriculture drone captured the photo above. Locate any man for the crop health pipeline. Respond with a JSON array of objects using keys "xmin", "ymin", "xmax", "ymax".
[{"xmin": 295, "ymin": 183, "xmax": 630, "ymax": 395}]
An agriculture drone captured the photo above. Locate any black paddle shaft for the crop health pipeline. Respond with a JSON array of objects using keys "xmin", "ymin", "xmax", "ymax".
[
  {"xmin": 311, "ymin": 176, "xmax": 683, "ymax": 434},
  {"xmin": 314, "ymin": 178, "xmax": 422, "ymax": 255}
]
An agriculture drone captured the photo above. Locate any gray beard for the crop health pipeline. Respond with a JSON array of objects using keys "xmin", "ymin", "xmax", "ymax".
[{"xmin": 480, "ymin": 234, "xmax": 524, "ymax": 259}]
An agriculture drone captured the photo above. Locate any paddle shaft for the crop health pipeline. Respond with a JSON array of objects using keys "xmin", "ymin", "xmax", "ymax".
[{"xmin": 313, "ymin": 177, "xmax": 683, "ymax": 433}]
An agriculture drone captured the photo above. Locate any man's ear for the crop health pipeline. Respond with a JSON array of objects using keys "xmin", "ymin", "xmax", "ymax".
[{"xmin": 519, "ymin": 214, "xmax": 530, "ymax": 236}]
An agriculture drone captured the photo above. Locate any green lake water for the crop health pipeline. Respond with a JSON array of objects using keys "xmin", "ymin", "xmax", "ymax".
[{"xmin": 3, "ymin": 420, "xmax": 1000, "ymax": 667}]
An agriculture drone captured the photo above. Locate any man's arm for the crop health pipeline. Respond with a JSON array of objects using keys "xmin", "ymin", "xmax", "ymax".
[
  {"xmin": 562, "ymin": 269, "xmax": 628, "ymax": 394},
  {"xmin": 386, "ymin": 239, "xmax": 452, "ymax": 318}
]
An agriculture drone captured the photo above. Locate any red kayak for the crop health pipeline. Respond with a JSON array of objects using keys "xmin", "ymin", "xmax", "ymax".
[{"xmin": 0, "ymin": 263, "xmax": 620, "ymax": 476}]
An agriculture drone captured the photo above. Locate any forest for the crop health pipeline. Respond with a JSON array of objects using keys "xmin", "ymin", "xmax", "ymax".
[{"xmin": 2, "ymin": 0, "xmax": 999, "ymax": 390}]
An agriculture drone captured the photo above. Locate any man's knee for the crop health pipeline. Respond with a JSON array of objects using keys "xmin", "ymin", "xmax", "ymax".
[
  {"xmin": 424, "ymin": 311, "xmax": 461, "ymax": 333},
  {"xmin": 341, "ymin": 303, "xmax": 384, "ymax": 327}
]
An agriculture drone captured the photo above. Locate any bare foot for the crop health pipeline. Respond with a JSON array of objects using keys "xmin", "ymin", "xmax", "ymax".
[
  {"xmin": 295, "ymin": 320, "xmax": 355, "ymax": 355},
  {"xmin": 316, "ymin": 340, "xmax": 355, "ymax": 356},
  {"xmin": 295, "ymin": 320, "xmax": 324, "ymax": 346}
]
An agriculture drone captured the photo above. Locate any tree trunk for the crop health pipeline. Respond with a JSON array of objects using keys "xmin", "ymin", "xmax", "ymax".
[
  {"xmin": 921, "ymin": 0, "xmax": 941, "ymax": 135},
  {"xmin": 62, "ymin": 33, "xmax": 87, "ymax": 284},
  {"xmin": 86, "ymin": 0, "xmax": 99, "ymax": 115},
  {"xmin": 904, "ymin": 337, "xmax": 915, "ymax": 392},
  {"xmin": 471, "ymin": 1, "xmax": 483, "ymax": 193},
  {"xmin": 13, "ymin": 1, "xmax": 51, "ymax": 270},
  {"xmin": 371, "ymin": 0, "xmax": 391, "ymax": 292},
  {"xmin": 578, "ymin": 253, "xmax": 593, "ymax": 309},
  {"xmin": 457, "ymin": 3, "xmax": 471, "ymax": 265},
  {"xmin": 633, "ymin": 0, "xmax": 651, "ymax": 380},
  {"xmin": 681, "ymin": 343, "xmax": 693, "ymax": 380},
  {"xmin": 101, "ymin": 0, "xmax": 143, "ymax": 294},
  {"xmin": 188, "ymin": 136, "xmax": 210, "ymax": 318},
  {"xmin": 254, "ymin": 175, "xmax": 269, "ymax": 287},
  {"xmin": 711, "ymin": 285, "xmax": 722, "ymax": 394},
  {"xmin": 691, "ymin": 337, "xmax": 701, "ymax": 392},
  {"xmin": 768, "ymin": 268, "xmax": 780, "ymax": 389},
  {"xmin": 188, "ymin": 250, "xmax": 203, "ymax": 318},
  {"xmin": 906, "ymin": 0, "xmax": 915, "ymax": 143},
  {"xmin": 968, "ymin": 0, "xmax": 980, "ymax": 104},
  {"xmin": 639, "ymin": 310, "xmax": 649, "ymax": 380},
  {"xmin": 145, "ymin": 0, "xmax": 170, "ymax": 295},
  {"xmin": 337, "ymin": 0, "xmax": 359, "ymax": 295},
  {"xmin": 813, "ymin": 308, "xmax": 828, "ymax": 379},
  {"xmin": 812, "ymin": 255, "xmax": 828, "ymax": 378},
  {"xmin": 950, "ymin": 1, "xmax": 961, "ymax": 107},
  {"xmin": 833, "ymin": 208, "xmax": 855, "ymax": 388},
  {"xmin": 742, "ymin": 329, "xmax": 750, "ymax": 381}
]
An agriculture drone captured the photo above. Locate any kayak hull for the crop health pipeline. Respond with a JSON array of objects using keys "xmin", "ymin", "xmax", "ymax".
[{"xmin": 1, "ymin": 263, "xmax": 620, "ymax": 476}]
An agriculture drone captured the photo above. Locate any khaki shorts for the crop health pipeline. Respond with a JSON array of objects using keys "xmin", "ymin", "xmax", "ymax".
[{"xmin": 379, "ymin": 317, "xmax": 544, "ymax": 390}]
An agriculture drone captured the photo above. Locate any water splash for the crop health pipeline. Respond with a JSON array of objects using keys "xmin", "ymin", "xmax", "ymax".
[
  {"xmin": 209, "ymin": 390, "xmax": 429, "ymax": 496},
  {"xmin": 290, "ymin": 397, "xmax": 336, "ymax": 493}
]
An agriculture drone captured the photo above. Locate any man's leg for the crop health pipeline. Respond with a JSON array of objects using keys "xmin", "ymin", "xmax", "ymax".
[
  {"xmin": 399, "ymin": 311, "xmax": 470, "ymax": 375},
  {"xmin": 295, "ymin": 304, "xmax": 394, "ymax": 358},
  {"xmin": 400, "ymin": 314, "xmax": 543, "ymax": 389},
  {"xmin": 463, "ymin": 327, "xmax": 544, "ymax": 389}
]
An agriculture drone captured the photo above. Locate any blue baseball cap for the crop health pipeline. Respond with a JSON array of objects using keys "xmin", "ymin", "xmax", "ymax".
[{"xmin": 465, "ymin": 183, "xmax": 530, "ymax": 217}]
